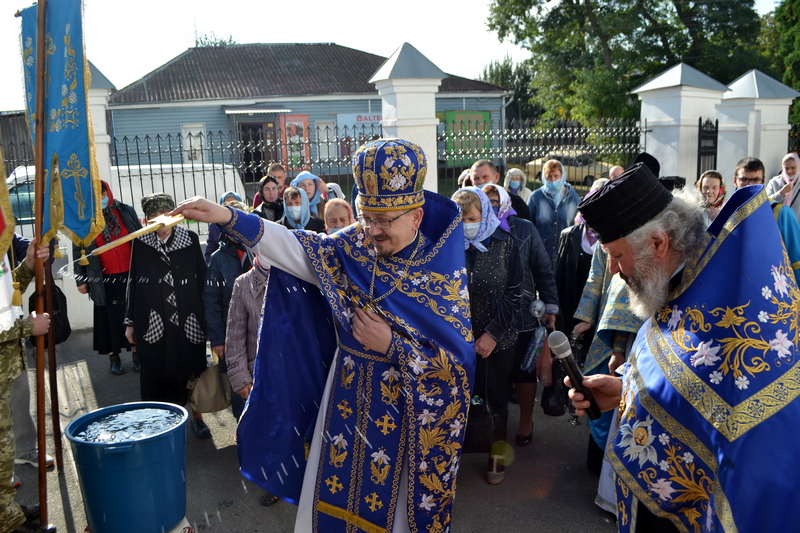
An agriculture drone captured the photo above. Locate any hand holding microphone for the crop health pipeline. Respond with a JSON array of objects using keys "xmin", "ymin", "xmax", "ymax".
[{"xmin": 548, "ymin": 330, "xmax": 602, "ymax": 420}]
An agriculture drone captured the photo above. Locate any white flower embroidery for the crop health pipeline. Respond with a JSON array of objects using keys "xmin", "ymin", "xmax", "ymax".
[
  {"xmin": 451, "ymin": 304, "xmax": 460, "ymax": 314},
  {"xmin": 658, "ymin": 433, "xmax": 670, "ymax": 446},
  {"xmin": 435, "ymin": 399, "xmax": 444, "ymax": 407},
  {"xmin": 332, "ymin": 434, "xmax": 348, "ymax": 448},
  {"xmin": 667, "ymin": 305, "xmax": 683, "ymax": 330},
  {"xmin": 659, "ymin": 460, "xmax": 670, "ymax": 471},
  {"xmin": 619, "ymin": 416, "xmax": 658, "ymax": 468},
  {"xmin": 758, "ymin": 310, "xmax": 770, "ymax": 323},
  {"xmin": 453, "ymin": 269, "xmax": 462, "ymax": 278},
  {"xmin": 419, "ymin": 494, "xmax": 436, "ymax": 511},
  {"xmin": 762, "ymin": 286, "xmax": 773, "ymax": 300},
  {"xmin": 371, "ymin": 450, "xmax": 390, "ymax": 465},
  {"xmin": 650, "ymin": 478, "xmax": 676, "ymax": 501},
  {"xmin": 382, "ymin": 368, "xmax": 401, "ymax": 382},
  {"xmin": 770, "ymin": 330, "xmax": 793, "ymax": 359},
  {"xmin": 682, "ymin": 452, "xmax": 694, "ymax": 464},
  {"xmin": 449, "ymin": 420, "xmax": 464, "ymax": 437},
  {"xmin": 451, "ymin": 386, "xmax": 459, "ymax": 396},
  {"xmin": 342, "ymin": 355, "xmax": 355, "ymax": 370},
  {"xmin": 417, "ymin": 409, "xmax": 437, "ymax": 425},
  {"xmin": 459, "ymin": 287, "xmax": 470, "ymax": 301},
  {"xmin": 401, "ymin": 154, "xmax": 412, "ymax": 167},
  {"xmin": 735, "ymin": 376, "xmax": 750, "ymax": 390},
  {"xmin": 409, "ymin": 356, "xmax": 428, "ymax": 375},
  {"xmin": 772, "ymin": 266, "xmax": 790, "ymax": 298},
  {"xmin": 420, "ymin": 274, "xmax": 430, "ymax": 283},
  {"xmin": 691, "ymin": 341, "xmax": 721, "ymax": 367},
  {"xmin": 709, "ymin": 371, "xmax": 723, "ymax": 385},
  {"xmin": 388, "ymin": 174, "xmax": 408, "ymax": 191},
  {"xmin": 398, "ymin": 270, "xmax": 407, "ymax": 278},
  {"xmin": 342, "ymin": 307, "xmax": 354, "ymax": 323},
  {"xmin": 419, "ymin": 460, "xmax": 428, "ymax": 471},
  {"xmin": 412, "ymin": 277, "xmax": 423, "ymax": 286}
]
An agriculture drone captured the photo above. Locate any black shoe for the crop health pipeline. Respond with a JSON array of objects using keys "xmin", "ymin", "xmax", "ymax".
[
  {"xmin": 191, "ymin": 418, "xmax": 211, "ymax": 439},
  {"xmin": 132, "ymin": 354, "xmax": 141, "ymax": 373},
  {"xmin": 20, "ymin": 505, "xmax": 39, "ymax": 521},
  {"xmin": 12, "ymin": 526, "xmax": 56, "ymax": 533},
  {"xmin": 110, "ymin": 357, "xmax": 124, "ymax": 375},
  {"xmin": 260, "ymin": 492, "xmax": 280, "ymax": 506}
]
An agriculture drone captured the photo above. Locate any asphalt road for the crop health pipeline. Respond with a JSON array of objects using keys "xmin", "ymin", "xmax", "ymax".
[{"xmin": 14, "ymin": 329, "xmax": 618, "ymax": 533}]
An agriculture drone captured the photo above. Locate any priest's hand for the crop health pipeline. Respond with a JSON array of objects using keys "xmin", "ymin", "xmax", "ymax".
[
  {"xmin": 565, "ymin": 374, "xmax": 622, "ymax": 416},
  {"xmin": 171, "ymin": 196, "xmax": 233, "ymax": 225},
  {"xmin": 353, "ymin": 308, "xmax": 392, "ymax": 354},
  {"xmin": 474, "ymin": 332, "xmax": 497, "ymax": 358},
  {"xmin": 572, "ymin": 321, "xmax": 591, "ymax": 338}
]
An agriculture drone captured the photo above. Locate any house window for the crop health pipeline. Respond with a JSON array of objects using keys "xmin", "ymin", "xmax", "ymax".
[{"xmin": 181, "ymin": 123, "xmax": 206, "ymax": 163}]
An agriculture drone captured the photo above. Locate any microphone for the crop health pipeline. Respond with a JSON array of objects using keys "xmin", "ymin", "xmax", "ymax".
[{"xmin": 548, "ymin": 330, "xmax": 601, "ymax": 420}]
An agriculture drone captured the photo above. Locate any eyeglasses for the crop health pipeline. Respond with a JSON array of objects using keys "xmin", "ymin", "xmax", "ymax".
[
  {"xmin": 357, "ymin": 209, "xmax": 414, "ymax": 230},
  {"xmin": 735, "ymin": 176, "xmax": 763, "ymax": 185}
]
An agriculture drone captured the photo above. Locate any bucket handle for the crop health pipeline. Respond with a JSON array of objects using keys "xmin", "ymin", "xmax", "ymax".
[{"xmin": 104, "ymin": 445, "xmax": 134, "ymax": 454}]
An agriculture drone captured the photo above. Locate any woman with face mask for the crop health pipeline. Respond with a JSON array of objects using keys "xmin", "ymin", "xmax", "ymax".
[
  {"xmin": 74, "ymin": 181, "xmax": 143, "ymax": 375},
  {"xmin": 766, "ymin": 153, "xmax": 800, "ymax": 218},
  {"xmin": 504, "ymin": 168, "xmax": 532, "ymax": 202},
  {"xmin": 451, "ymin": 187, "xmax": 524, "ymax": 486},
  {"xmin": 526, "ymin": 159, "xmax": 582, "ymax": 270}
]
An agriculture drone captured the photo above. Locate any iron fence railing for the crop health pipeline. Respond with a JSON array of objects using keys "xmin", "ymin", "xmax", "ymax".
[
  {"xmin": 789, "ymin": 123, "xmax": 800, "ymax": 154},
  {"xmin": 2, "ymin": 118, "xmax": 647, "ymax": 236}
]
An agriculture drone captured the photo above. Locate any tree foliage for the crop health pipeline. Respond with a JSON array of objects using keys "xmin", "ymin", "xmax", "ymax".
[
  {"xmin": 195, "ymin": 31, "xmax": 238, "ymax": 47},
  {"xmin": 478, "ymin": 56, "xmax": 541, "ymax": 120},
  {"xmin": 487, "ymin": 0, "xmax": 763, "ymax": 121}
]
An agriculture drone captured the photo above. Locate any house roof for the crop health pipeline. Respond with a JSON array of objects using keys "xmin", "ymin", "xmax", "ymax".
[
  {"xmin": 631, "ymin": 62, "xmax": 729, "ymax": 94},
  {"xmin": 108, "ymin": 43, "xmax": 504, "ymax": 105},
  {"xmin": 370, "ymin": 43, "xmax": 446, "ymax": 82},
  {"xmin": 724, "ymin": 69, "xmax": 800, "ymax": 100}
]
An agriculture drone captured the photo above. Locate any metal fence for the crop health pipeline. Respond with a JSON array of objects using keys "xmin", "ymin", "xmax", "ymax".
[{"xmin": 2, "ymin": 118, "xmax": 647, "ymax": 235}]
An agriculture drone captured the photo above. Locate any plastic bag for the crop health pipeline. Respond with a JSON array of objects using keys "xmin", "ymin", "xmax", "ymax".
[
  {"xmin": 536, "ymin": 335, "xmax": 553, "ymax": 387},
  {"xmin": 520, "ymin": 325, "xmax": 546, "ymax": 373}
]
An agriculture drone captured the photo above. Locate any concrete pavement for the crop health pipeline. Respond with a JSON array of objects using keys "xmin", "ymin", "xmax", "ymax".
[{"xmin": 14, "ymin": 329, "xmax": 617, "ymax": 533}]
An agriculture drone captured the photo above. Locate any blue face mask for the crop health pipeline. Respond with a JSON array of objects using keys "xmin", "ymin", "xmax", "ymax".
[
  {"xmin": 101, "ymin": 197, "xmax": 109, "ymax": 209},
  {"xmin": 545, "ymin": 175, "xmax": 566, "ymax": 192},
  {"xmin": 508, "ymin": 180, "xmax": 521, "ymax": 191},
  {"xmin": 463, "ymin": 222, "xmax": 481, "ymax": 240}
]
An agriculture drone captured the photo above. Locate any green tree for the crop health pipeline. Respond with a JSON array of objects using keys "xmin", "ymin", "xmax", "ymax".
[
  {"xmin": 777, "ymin": 0, "xmax": 800, "ymax": 122},
  {"xmin": 488, "ymin": 0, "xmax": 763, "ymax": 121},
  {"xmin": 478, "ymin": 56, "xmax": 541, "ymax": 120},
  {"xmin": 195, "ymin": 31, "xmax": 237, "ymax": 47}
]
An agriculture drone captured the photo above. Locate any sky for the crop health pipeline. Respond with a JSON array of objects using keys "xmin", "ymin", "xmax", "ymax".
[{"xmin": 0, "ymin": 0, "xmax": 782, "ymax": 112}]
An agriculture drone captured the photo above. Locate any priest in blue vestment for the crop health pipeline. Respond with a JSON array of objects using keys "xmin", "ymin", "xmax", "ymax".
[
  {"xmin": 173, "ymin": 139, "xmax": 474, "ymax": 533},
  {"xmin": 568, "ymin": 163, "xmax": 800, "ymax": 533}
]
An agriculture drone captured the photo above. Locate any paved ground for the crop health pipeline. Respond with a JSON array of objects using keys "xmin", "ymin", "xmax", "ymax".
[{"xmin": 14, "ymin": 329, "xmax": 618, "ymax": 533}]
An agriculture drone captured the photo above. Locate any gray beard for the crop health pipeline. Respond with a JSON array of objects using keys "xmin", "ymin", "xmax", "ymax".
[{"xmin": 621, "ymin": 250, "xmax": 671, "ymax": 321}]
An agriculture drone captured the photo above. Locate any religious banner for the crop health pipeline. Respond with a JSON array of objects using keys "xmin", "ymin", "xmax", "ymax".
[
  {"xmin": 0, "ymin": 150, "xmax": 17, "ymax": 260},
  {"xmin": 280, "ymin": 115, "xmax": 310, "ymax": 171},
  {"xmin": 20, "ymin": 0, "xmax": 103, "ymax": 254}
]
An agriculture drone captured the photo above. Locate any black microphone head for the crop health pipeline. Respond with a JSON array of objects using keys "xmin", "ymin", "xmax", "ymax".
[{"xmin": 548, "ymin": 330, "xmax": 572, "ymax": 359}]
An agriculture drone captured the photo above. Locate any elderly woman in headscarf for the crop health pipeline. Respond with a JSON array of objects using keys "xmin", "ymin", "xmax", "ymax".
[
  {"xmin": 291, "ymin": 170, "xmax": 328, "ymax": 217},
  {"xmin": 279, "ymin": 186, "xmax": 326, "ymax": 233},
  {"xmin": 504, "ymin": 168, "xmax": 532, "ymax": 202},
  {"xmin": 451, "ymin": 186, "xmax": 523, "ymax": 486},
  {"xmin": 766, "ymin": 153, "xmax": 800, "ymax": 217},
  {"xmin": 483, "ymin": 183, "xmax": 559, "ymax": 448},
  {"xmin": 74, "ymin": 181, "xmax": 142, "ymax": 375},
  {"xmin": 323, "ymin": 198, "xmax": 355, "ymax": 235},
  {"xmin": 124, "ymin": 193, "xmax": 212, "ymax": 438}
]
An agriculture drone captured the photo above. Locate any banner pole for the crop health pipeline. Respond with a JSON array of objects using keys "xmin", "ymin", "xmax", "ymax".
[
  {"xmin": 33, "ymin": 0, "xmax": 50, "ymax": 522},
  {"xmin": 45, "ymin": 265, "xmax": 63, "ymax": 472}
]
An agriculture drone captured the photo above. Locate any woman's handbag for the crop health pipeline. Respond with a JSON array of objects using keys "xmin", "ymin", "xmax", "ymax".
[
  {"xmin": 463, "ymin": 365, "xmax": 503, "ymax": 454},
  {"xmin": 188, "ymin": 361, "xmax": 232, "ymax": 413}
]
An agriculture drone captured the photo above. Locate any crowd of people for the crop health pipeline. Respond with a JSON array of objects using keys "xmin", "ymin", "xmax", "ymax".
[{"xmin": 3, "ymin": 142, "xmax": 800, "ymax": 533}]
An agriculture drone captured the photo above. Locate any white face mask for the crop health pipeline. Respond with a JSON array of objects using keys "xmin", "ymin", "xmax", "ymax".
[
  {"xmin": 463, "ymin": 222, "xmax": 481, "ymax": 240},
  {"xmin": 287, "ymin": 206, "xmax": 302, "ymax": 220}
]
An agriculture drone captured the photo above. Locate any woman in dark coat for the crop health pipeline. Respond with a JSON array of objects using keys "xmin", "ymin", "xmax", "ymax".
[
  {"xmin": 124, "ymin": 193, "xmax": 211, "ymax": 438},
  {"xmin": 452, "ymin": 187, "xmax": 523, "ymax": 486},
  {"xmin": 75, "ymin": 181, "xmax": 142, "ymax": 375}
]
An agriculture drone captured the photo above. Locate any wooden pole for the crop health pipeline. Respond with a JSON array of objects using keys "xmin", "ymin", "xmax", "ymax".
[
  {"xmin": 45, "ymin": 265, "xmax": 63, "ymax": 472},
  {"xmin": 33, "ymin": 0, "xmax": 50, "ymax": 522}
]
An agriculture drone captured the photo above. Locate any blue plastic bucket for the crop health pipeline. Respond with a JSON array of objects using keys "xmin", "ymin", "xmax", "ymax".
[{"xmin": 65, "ymin": 402, "xmax": 188, "ymax": 533}]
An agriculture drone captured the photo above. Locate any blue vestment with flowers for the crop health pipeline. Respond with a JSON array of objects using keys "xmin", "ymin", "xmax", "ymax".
[
  {"xmin": 610, "ymin": 185, "xmax": 800, "ymax": 532},
  {"xmin": 222, "ymin": 190, "xmax": 474, "ymax": 533}
]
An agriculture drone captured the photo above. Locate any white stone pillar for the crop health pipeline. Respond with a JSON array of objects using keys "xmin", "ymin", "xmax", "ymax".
[
  {"xmin": 88, "ymin": 87, "xmax": 113, "ymax": 184},
  {"xmin": 634, "ymin": 63, "xmax": 728, "ymax": 183},
  {"xmin": 370, "ymin": 43, "xmax": 444, "ymax": 193}
]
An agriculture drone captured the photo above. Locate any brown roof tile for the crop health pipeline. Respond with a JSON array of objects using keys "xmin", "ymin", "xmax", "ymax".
[{"xmin": 109, "ymin": 43, "xmax": 505, "ymax": 104}]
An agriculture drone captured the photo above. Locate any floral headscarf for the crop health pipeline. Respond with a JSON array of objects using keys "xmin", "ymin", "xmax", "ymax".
[
  {"xmin": 453, "ymin": 186, "xmax": 500, "ymax": 252},
  {"xmin": 291, "ymin": 171, "xmax": 323, "ymax": 216},
  {"xmin": 481, "ymin": 183, "xmax": 516, "ymax": 232}
]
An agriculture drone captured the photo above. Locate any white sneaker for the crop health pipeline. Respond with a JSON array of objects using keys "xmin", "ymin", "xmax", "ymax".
[{"xmin": 15, "ymin": 449, "xmax": 55, "ymax": 468}]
